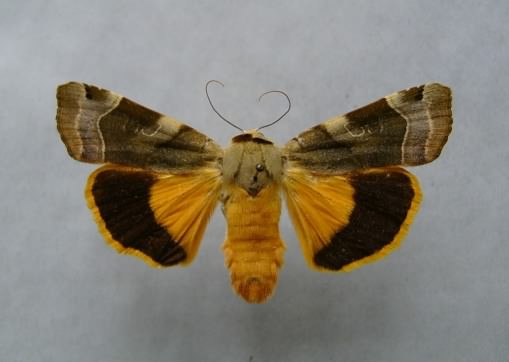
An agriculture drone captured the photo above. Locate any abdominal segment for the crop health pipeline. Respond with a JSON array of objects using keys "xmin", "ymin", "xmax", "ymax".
[{"xmin": 222, "ymin": 184, "xmax": 285, "ymax": 303}]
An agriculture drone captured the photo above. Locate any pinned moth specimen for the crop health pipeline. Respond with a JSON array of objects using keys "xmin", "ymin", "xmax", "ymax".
[{"xmin": 56, "ymin": 81, "xmax": 452, "ymax": 303}]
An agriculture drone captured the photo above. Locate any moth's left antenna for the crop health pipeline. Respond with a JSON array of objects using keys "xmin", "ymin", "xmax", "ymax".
[{"xmin": 206, "ymin": 80, "xmax": 244, "ymax": 132}]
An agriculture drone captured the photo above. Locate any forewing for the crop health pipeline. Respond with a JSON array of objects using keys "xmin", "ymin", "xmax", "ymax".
[
  {"xmin": 86, "ymin": 165, "xmax": 222, "ymax": 267},
  {"xmin": 56, "ymin": 82, "xmax": 222, "ymax": 171},
  {"xmin": 282, "ymin": 167, "xmax": 421, "ymax": 272},
  {"xmin": 284, "ymin": 83, "xmax": 452, "ymax": 173}
]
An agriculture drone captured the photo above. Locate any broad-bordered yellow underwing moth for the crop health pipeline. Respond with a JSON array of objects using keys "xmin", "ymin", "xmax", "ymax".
[{"xmin": 56, "ymin": 81, "xmax": 452, "ymax": 303}]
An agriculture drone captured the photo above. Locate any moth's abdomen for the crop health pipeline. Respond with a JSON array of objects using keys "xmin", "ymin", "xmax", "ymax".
[{"xmin": 222, "ymin": 184, "xmax": 285, "ymax": 303}]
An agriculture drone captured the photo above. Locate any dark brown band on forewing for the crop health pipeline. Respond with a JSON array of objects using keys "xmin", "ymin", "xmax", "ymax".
[
  {"xmin": 97, "ymin": 98, "xmax": 217, "ymax": 169},
  {"xmin": 345, "ymin": 97, "xmax": 406, "ymax": 134},
  {"xmin": 103, "ymin": 95, "xmax": 163, "ymax": 135},
  {"xmin": 91, "ymin": 169, "xmax": 186, "ymax": 266},
  {"xmin": 287, "ymin": 98, "xmax": 407, "ymax": 172},
  {"xmin": 290, "ymin": 124, "xmax": 338, "ymax": 151},
  {"xmin": 313, "ymin": 170, "xmax": 415, "ymax": 270},
  {"xmin": 156, "ymin": 124, "xmax": 212, "ymax": 150}
]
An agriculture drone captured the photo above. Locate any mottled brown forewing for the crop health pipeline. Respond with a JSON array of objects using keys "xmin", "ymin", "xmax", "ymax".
[
  {"xmin": 284, "ymin": 83, "xmax": 452, "ymax": 173},
  {"xmin": 56, "ymin": 82, "xmax": 222, "ymax": 172}
]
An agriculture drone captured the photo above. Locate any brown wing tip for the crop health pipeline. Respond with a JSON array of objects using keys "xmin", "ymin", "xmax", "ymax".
[
  {"xmin": 423, "ymin": 82, "xmax": 452, "ymax": 106},
  {"xmin": 56, "ymin": 82, "xmax": 119, "ymax": 163},
  {"xmin": 56, "ymin": 82, "xmax": 86, "ymax": 160},
  {"xmin": 57, "ymin": 81, "xmax": 82, "ymax": 92},
  {"xmin": 425, "ymin": 82, "xmax": 451, "ymax": 91},
  {"xmin": 422, "ymin": 83, "xmax": 453, "ymax": 163}
]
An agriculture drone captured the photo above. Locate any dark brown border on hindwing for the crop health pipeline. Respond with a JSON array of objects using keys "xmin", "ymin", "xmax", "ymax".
[
  {"xmin": 313, "ymin": 170, "xmax": 415, "ymax": 270},
  {"xmin": 91, "ymin": 169, "xmax": 186, "ymax": 266}
]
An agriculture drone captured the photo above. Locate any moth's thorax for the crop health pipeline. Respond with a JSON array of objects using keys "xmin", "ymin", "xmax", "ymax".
[{"xmin": 222, "ymin": 130, "xmax": 282, "ymax": 196}]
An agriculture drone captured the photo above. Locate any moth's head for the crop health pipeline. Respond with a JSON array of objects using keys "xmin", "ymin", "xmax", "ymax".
[{"xmin": 230, "ymin": 129, "xmax": 274, "ymax": 145}]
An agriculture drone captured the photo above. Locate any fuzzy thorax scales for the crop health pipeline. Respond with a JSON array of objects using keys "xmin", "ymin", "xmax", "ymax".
[{"xmin": 222, "ymin": 130, "xmax": 283, "ymax": 197}]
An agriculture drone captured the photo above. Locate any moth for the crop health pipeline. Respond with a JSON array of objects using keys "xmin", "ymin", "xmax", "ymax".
[{"xmin": 56, "ymin": 81, "xmax": 452, "ymax": 303}]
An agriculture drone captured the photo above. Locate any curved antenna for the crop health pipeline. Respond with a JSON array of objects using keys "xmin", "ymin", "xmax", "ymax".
[
  {"xmin": 256, "ymin": 90, "xmax": 291, "ymax": 131},
  {"xmin": 205, "ymin": 80, "xmax": 244, "ymax": 132}
]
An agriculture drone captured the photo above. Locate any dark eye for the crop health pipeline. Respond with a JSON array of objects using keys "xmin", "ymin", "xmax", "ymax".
[{"xmin": 256, "ymin": 163, "xmax": 265, "ymax": 172}]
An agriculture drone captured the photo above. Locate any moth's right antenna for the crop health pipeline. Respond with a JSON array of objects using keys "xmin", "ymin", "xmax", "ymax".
[
  {"xmin": 205, "ymin": 80, "xmax": 244, "ymax": 132},
  {"xmin": 256, "ymin": 90, "xmax": 291, "ymax": 131}
]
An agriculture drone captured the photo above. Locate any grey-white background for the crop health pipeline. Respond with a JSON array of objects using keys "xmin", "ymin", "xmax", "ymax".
[{"xmin": 2, "ymin": 1, "xmax": 508, "ymax": 361}]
